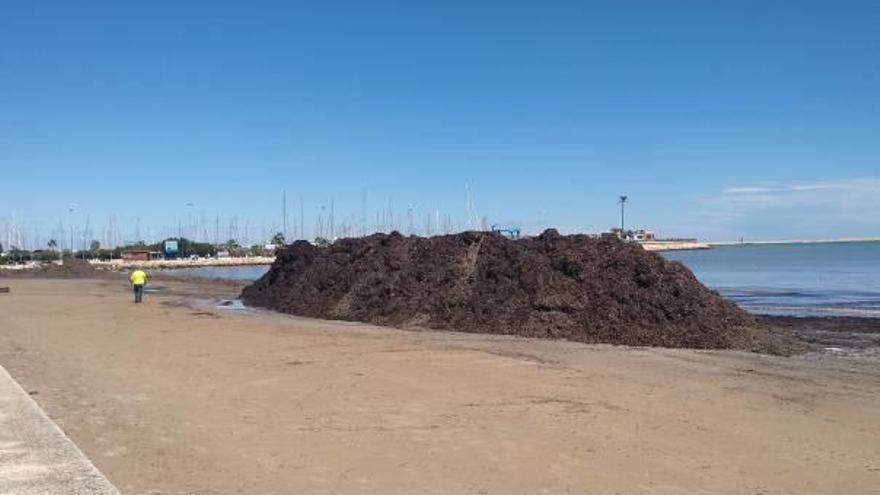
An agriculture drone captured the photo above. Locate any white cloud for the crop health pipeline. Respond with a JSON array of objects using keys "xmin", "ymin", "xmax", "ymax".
[
  {"xmin": 692, "ymin": 179, "xmax": 880, "ymax": 240},
  {"xmin": 722, "ymin": 186, "xmax": 782, "ymax": 194},
  {"xmin": 713, "ymin": 180, "xmax": 880, "ymax": 207},
  {"xmin": 722, "ymin": 179, "xmax": 880, "ymax": 196}
]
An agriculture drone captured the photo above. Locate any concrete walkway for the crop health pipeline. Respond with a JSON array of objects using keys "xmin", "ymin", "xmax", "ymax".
[{"xmin": 0, "ymin": 365, "xmax": 118, "ymax": 494}]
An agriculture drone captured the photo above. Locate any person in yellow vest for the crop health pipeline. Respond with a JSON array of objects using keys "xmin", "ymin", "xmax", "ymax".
[{"xmin": 130, "ymin": 268, "xmax": 148, "ymax": 303}]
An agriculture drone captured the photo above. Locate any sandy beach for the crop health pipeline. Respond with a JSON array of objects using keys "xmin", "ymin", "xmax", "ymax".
[{"xmin": 0, "ymin": 276, "xmax": 879, "ymax": 494}]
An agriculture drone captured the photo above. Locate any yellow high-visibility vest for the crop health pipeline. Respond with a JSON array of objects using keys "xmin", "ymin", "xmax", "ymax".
[{"xmin": 130, "ymin": 270, "xmax": 147, "ymax": 285}]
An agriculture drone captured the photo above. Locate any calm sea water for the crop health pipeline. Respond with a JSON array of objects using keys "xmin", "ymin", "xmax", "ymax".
[
  {"xmin": 163, "ymin": 265, "xmax": 270, "ymax": 281},
  {"xmin": 662, "ymin": 242, "xmax": 880, "ymax": 317},
  {"xmin": 163, "ymin": 241, "xmax": 880, "ymax": 318}
]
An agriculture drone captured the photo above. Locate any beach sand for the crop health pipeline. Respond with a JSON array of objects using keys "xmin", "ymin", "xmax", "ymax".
[{"xmin": 0, "ymin": 277, "xmax": 878, "ymax": 494}]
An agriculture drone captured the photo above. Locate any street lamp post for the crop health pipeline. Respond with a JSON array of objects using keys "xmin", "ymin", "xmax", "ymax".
[{"xmin": 618, "ymin": 195, "xmax": 628, "ymax": 235}]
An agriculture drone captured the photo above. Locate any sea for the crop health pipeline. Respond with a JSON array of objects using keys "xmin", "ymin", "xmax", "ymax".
[
  {"xmin": 163, "ymin": 241, "xmax": 880, "ymax": 318},
  {"xmin": 662, "ymin": 242, "xmax": 880, "ymax": 318}
]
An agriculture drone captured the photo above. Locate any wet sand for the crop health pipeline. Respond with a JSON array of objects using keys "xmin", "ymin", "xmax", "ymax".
[{"xmin": 1, "ymin": 277, "xmax": 879, "ymax": 494}]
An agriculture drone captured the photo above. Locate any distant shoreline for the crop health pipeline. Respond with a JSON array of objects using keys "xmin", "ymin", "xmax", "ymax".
[
  {"xmin": 639, "ymin": 240, "xmax": 711, "ymax": 252},
  {"xmin": 89, "ymin": 256, "xmax": 276, "ymax": 270},
  {"xmin": 710, "ymin": 237, "xmax": 880, "ymax": 247}
]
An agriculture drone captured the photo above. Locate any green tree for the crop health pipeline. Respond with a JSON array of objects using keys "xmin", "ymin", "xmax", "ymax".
[
  {"xmin": 89, "ymin": 240, "xmax": 101, "ymax": 253},
  {"xmin": 34, "ymin": 250, "xmax": 60, "ymax": 262},
  {"xmin": 271, "ymin": 232, "xmax": 285, "ymax": 247},
  {"xmin": 48, "ymin": 239, "xmax": 58, "ymax": 251}
]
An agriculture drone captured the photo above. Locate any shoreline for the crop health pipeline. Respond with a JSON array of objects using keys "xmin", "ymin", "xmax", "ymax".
[
  {"xmin": 0, "ymin": 257, "xmax": 275, "ymax": 272},
  {"xmin": 143, "ymin": 274, "xmax": 880, "ymax": 356},
  {"xmin": 638, "ymin": 240, "xmax": 711, "ymax": 251},
  {"xmin": 88, "ymin": 256, "xmax": 275, "ymax": 270},
  {"xmin": 150, "ymin": 270, "xmax": 880, "ymax": 323},
  {"xmin": 710, "ymin": 237, "xmax": 880, "ymax": 247}
]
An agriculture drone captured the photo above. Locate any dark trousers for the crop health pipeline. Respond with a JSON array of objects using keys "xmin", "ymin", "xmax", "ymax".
[{"xmin": 133, "ymin": 284, "xmax": 144, "ymax": 303}]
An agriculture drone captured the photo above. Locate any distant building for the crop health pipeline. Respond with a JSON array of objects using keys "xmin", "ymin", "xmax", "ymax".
[
  {"xmin": 122, "ymin": 250, "xmax": 154, "ymax": 261},
  {"xmin": 630, "ymin": 229, "xmax": 656, "ymax": 241},
  {"xmin": 605, "ymin": 228, "xmax": 656, "ymax": 241}
]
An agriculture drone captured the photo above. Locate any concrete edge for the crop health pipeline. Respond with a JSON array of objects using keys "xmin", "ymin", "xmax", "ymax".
[{"xmin": 0, "ymin": 364, "xmax": 121, "ymax": 494}]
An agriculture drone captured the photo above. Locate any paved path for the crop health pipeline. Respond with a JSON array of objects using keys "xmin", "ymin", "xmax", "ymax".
[{"xmin": 0, "ymin": 365, "xmax": 118, "ymax": 494}]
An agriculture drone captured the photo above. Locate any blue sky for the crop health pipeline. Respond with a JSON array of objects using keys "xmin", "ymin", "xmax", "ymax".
[{"xmin": 1, "ymin": 0, "xmax": 879, "ymax": 246}]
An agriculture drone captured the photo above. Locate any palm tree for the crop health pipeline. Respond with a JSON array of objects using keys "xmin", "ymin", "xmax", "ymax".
[
  {"xmin": 271, "ymin": 232, "xmax": 285, "ymax": 247},
  {"xmin": 48, "ymin": 239, "xmax": 58, "ymax": 251}
]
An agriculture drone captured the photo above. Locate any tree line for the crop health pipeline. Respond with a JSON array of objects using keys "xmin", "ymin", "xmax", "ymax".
[{"xmin": 0, "ymin": 233, "xmax": 289, "ymax": 264}]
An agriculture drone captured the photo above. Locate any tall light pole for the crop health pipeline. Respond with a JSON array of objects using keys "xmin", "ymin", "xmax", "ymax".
[{"xmin": 618, "ymin": 195, "xmax": 628, "ymax": 234}]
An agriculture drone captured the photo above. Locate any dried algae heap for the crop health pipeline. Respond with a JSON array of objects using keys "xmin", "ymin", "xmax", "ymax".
[{"xmin": 242, "ymin": 230, "xmax": 782, "ymax": 352}]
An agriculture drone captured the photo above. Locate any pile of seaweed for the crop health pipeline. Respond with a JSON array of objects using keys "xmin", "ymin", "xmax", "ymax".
[
  {"xmin": 38, "ymin": 258, "xmax": 98, "ymax": 278},
  {"xmin": 241, "ymin": 230, "xmax": 783, "ymax": 352},
  {"xmin": 0, "ymin": 258, "xmax": 98, "ymax": 278}
]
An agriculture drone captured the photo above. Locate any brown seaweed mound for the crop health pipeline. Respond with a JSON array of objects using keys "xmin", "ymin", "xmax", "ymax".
[
  {"xmin": 241, "ymin": 230, "xmax": 780, "ymax": 351},
  {"xmin": 0, "ymin": 257, "xmax": 98, "ymax": 279},
  {"xmin": 39, "ymin": 257, "xmax": 98, "ymax": 277}
]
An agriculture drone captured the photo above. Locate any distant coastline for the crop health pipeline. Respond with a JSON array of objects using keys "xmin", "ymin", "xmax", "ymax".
[
  {"xmin": 639, "ymin": 240, "xmax": 710, "ymax": 252},
  {"xmin": 89, "ymin": 256, "xmax": 276, "ymax": 270},
  {"xmin": 710, "ymin": 237, "xmax": 880, "ymax": 247}
]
